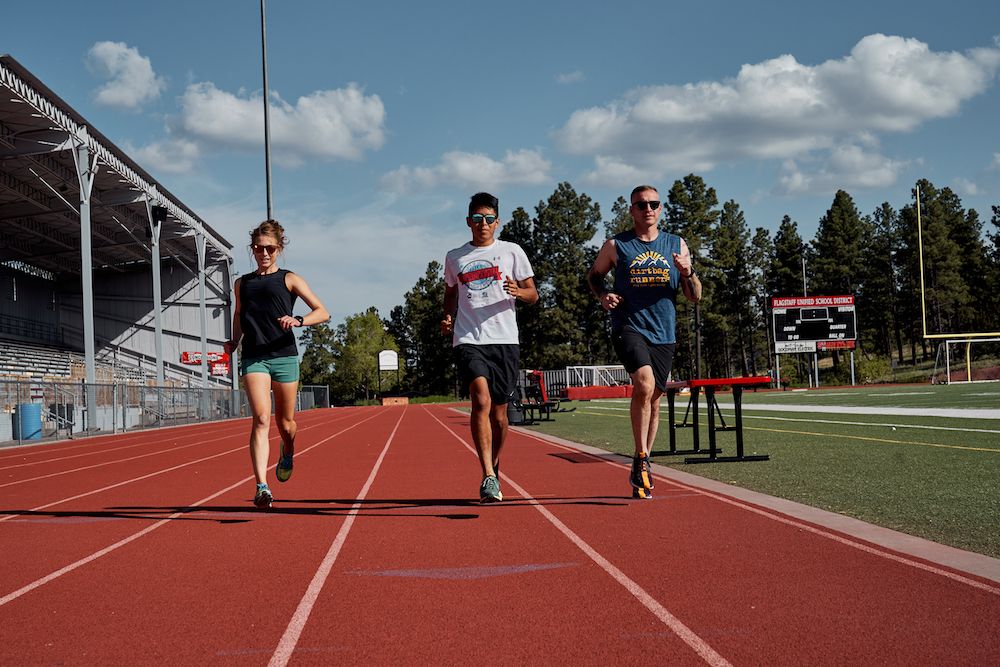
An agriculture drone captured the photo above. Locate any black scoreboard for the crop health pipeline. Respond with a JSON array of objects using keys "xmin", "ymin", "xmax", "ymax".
[{"xmin": 771, "ymin": 295, "xmax": 857, "ymax": 353}]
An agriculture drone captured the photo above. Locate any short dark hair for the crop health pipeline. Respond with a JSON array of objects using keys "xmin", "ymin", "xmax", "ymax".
[
  {"xmin": 469, "ymin": 192, "xmax": 499, "ymax": 217},
  {"xmin": 630, "ymin": 185, "xmax": 658, "ymax": 202}
]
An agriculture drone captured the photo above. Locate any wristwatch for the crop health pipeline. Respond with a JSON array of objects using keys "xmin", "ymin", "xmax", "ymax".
[
  {"xmin": 685, "ymin": 268, "xmax": 697, "ymax": 280},
  {"xmin": 294, "ymin": 315, "xmax": 304, "ymax": 326}
]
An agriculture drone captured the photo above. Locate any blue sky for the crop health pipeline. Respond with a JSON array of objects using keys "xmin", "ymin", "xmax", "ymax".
[{"xmin": 6, "ymin": 1, "xmax": 1000, "ymax": 327}]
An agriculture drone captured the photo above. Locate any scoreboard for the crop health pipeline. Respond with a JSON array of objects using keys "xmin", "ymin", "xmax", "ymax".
[{"xmin": 771, "ymin": 295, "xmax": 857, "ymax": 353}]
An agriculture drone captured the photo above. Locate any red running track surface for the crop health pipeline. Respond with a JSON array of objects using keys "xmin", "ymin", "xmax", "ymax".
[{"xmin": 0, "ymin": 405, "xmax": 998, "ymax": 665}]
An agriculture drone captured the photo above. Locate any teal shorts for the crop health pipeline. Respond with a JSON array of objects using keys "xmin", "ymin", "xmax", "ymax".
[{"xmin": 240, "ymin": 355, "xmax": 300, "ymax": 383}]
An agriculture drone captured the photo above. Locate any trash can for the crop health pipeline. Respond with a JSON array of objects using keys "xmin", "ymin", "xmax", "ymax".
[{"xmin": 13, "ymin": 403, "xmax": 42, "ymax": 440}]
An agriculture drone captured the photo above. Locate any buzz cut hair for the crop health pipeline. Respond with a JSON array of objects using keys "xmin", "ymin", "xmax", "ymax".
[
  {"xmin": 469, "ymin": 192, "xmax": 499, "ymax": 217},
  {"xmin": 630, "ymin": 185, "xmax": 658, "ymax": 201}
]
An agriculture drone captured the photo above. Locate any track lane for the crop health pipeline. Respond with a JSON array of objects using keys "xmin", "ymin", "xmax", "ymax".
[
  {"xmin": 286, "ymin": 405, "xmax": 721, "ymax": 665},
  {"xmin": 496, "ymin": 416, "xmax": 1000, "ymax": 665},
  {"xmin": 0, "ymin": 407, "xmax": 400, "ymax": 664}
]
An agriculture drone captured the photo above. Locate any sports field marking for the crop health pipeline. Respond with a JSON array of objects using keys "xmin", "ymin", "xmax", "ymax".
[
  {"xmin": 0, "ymin": 410, "xmax": 383, "ymax": 609},
  {"xmin": 876, "ymin": 391, "xmax": 935, "ymax": 396},
  {"xmin": 0, "ymin": 411, "xmax": 354, "ymax": 487},
  {"xmin": 0, "ymin": 422, "xmax": 252, "ymax": 471},
  {"xmin": 511, "ymin": 428, "xmax": 1000, "ymax": 596},
  {"xmin": 576, "ymin": 409, "xmax": 999, "ymax": 453},
  {"xmin": 429, "ymin": 408, "xmax": 733, "ymax": 667},
  {"xmin": 268, "ymin": 409, "xmax": 405, "ymax": 667},
  {"xmin": 581, "ymin": 404, "xmax": 1000, "ymax": 436},
  {"xmin": 0, "ymin": 431, "xmax": 289, "ymax": 524}
]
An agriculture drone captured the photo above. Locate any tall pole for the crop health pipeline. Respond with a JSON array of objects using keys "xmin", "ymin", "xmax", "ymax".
[{"xmin": 260, "ymin": 0, "xmax": 273, "ymax": 220}]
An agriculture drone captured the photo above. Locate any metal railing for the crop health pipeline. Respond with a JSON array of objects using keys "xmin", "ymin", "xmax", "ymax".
[{"xmin": 0, "ymin": 378, "xmax": 331, "ymax": 447}]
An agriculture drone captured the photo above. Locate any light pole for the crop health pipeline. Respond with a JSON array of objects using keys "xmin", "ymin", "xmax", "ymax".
[{"xmin": 260, "ymin": 0, "xmax": 273, "ymax": 220}]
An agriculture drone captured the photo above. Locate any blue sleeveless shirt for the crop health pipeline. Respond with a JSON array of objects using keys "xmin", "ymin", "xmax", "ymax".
[{"xmin": 611, "ymin": 230, "xmax": 682, "ymax": 344}]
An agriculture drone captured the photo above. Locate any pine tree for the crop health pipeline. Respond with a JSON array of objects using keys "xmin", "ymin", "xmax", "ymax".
[{"xmin": 663, "ymin": 175, "xmax": 720, "ymax": 378}]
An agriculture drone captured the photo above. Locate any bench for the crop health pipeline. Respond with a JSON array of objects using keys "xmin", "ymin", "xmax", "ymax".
[{"xmin": 657, "ymin": 376, "xmax": 771, "ymax": 463}]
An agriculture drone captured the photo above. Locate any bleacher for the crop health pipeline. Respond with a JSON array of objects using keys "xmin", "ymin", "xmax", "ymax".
[{"xmin": 0, "ymin": 339, "xmax": 73, "ymax": 378}]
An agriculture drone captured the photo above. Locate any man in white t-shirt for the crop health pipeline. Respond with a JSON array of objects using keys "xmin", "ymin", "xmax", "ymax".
[{"xmin": 442, "ymin": 192, "xmax": 538, "ymax": 503}]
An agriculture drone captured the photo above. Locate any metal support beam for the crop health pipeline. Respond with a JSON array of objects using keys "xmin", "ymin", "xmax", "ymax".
[
  {"xmin": 72, "ymin": 129, "xmax": 98, "ymax": 424},
  {"xmin": 145, "ymin": 199, "xmax": 166, "ymax": 384},
  {"xmin": 196, "ymin": 232, "xmax": 209, "ymax": 389}
]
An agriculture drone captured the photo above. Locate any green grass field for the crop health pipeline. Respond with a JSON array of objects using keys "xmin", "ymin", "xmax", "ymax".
[{"xmin": 515, "ymin": 383, "xmax": 1000, "ymax": 558}]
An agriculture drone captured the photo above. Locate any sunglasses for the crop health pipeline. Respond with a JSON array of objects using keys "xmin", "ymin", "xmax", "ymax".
[
  {"xmin": 632, "ymin": 200, "xmax": 661, "ymax": 211},
  {"xmin": 469, "ymin": 214, "xmax": 498, "ymax": 225},
  {"xmin": 252, "ymin": 244, "xmax": 279, "ymax": 254}
]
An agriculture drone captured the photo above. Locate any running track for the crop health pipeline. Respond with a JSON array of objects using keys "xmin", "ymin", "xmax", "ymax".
[{"xmin": 1, "ymin": 405, "xmax": 998, "ymax": 665}]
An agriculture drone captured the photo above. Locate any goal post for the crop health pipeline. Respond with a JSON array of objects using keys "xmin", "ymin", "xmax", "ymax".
[{"xmin": 930, "ymin": 338, "xmax": 1000, "ymax": 384}]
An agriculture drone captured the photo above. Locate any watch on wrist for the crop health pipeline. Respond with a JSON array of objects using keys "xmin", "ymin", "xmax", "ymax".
[{"xmin": 294, "ymin": 315, "xmax": 304, "ymax": 326}]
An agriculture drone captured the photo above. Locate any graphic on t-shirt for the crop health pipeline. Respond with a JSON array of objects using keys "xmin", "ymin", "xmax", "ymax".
[
  {"xmin": 458, "ymin": 260, "xmax": 501, "ymax": 291},
  {"xmin": 627, "ymin": 251, "xmax": 671, "ymax": 286}
]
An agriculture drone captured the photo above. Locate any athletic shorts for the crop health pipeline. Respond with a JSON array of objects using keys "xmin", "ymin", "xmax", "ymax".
[
  {"xmin": 612, "ymin": 326, "xmax": 676, "ymax": 391},
  {"xmin": 240, "ymin": 354, "xmax": 299, "ymax": 383},
  {"xmin": 455, "ymin": 344, "xmax": 519, "ymax": 404}
]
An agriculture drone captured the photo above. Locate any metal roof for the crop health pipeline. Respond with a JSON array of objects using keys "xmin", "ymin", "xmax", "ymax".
[{"xmin": 0, "ymin": 54, "xmax": 232, "ymax": 278}]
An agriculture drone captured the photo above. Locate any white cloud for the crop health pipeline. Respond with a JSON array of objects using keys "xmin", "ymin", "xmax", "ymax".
[
  {"xmin": 555, "ymin": 34, "xmax": 1000, "ymax": 188},
  {"xmin": 556, "ymin": 70, "xmax": 585, "ymax": 85},
  {"xmin": 992, "ymin": 152, "xmax": 1000, "ymax": 169},
  {"xmin": 128, "ymin": 137, "xmax": 201, "ymax": 174},
  {"xmin": 87, "ymin": 41, "xmax": 166, "ymax": 110},
  {"xmin": 776, "ymin": 143, "xmax": 907, "ymax": 195},
  {"xmin": 380, "ymin": 149, "xmax": 551, "ymax": 194},
  {"xmin": 177, "ymin": 81, "xmax": 386, "ymax": 164},
  {"xmin": 199, "ymin": 196, "xmax": 467, "ymax": 327},
  {"xmin": 952, "ymin": 177, "xmax": 979, "ymax": 196}
]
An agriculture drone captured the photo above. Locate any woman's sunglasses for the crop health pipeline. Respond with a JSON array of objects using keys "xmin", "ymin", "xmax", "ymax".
[{"xmin": 252, "ymin": 244, "xmax": 279, "ymax": 254}]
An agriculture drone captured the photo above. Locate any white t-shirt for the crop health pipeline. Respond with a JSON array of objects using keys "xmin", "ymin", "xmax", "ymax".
[{"xmin": 444, "ymin": 239, "xmax": 534, "ymax": 346}]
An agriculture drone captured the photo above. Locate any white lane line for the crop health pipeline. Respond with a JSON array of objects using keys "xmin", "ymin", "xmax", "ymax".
[
  {"xmin": 0, "ymin": 411, "xmax": 383, "ymax": 608},
  {"xmin": 268, "ymin": 409, "xmax": 405, "ymax": 667},
  {"xmin": 0, "ymin": 411, "xmax": 356, "ymax": 489},
  {"xmin": 513, "ymin": 428, "xmax": 1000, "ymax": 596},
  {"xmin": 427, "ymin": 409, "xmax": 732, "ymax": 667}
]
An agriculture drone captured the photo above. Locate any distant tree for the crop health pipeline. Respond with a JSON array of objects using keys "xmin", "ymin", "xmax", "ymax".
[
  {"xmin": 710, "ymin": 200, "xmax": 755, "ymax": 376},
  {"xmin": 386, "ymin": 261, "xmax": 453, "ymax": 396},
  {"xmin": 527, "ymin": 182, "xmax": 603, "ymax": 368},
  {"xmin": 768, "ymin": 216, "xmax": 807, "ymax": 298},
  {"xmin": 329, "ymin": 308, "xmax": 399, "ymax": 401},
  {"xmin": 499, "ymin": 206, "xmax": 545, "ymax": 369},
  {"xmin": 664, "ymin": 174, "xmax": 720, "ymax": 379},
  {"xmin": 749, "ymin": 226, "xmax": 773, "ymax": 374},
  {"xmin": 604, "ymin": 196, "xmax": 633, "ymax": 238},
  {"xmin": 862, "ymin": 202, "xmax": 903, "ymax": 360},
  {"xmin": 299, "ymin": 322, "xmax": 337, "ymax": 387},
  {"xmin": 811, "ymin": 190, "xmax": 870, "ymax": 296}
]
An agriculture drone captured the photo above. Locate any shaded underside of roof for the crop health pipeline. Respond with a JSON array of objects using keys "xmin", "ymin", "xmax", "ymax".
[{"xmin": 0, "ymin": 54, "xmax": 232, "ymax": 279}]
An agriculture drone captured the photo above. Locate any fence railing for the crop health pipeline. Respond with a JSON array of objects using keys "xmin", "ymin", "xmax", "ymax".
[{"xmin": 0, "ymin": 379, "xmax": 331, "ymax": 447}]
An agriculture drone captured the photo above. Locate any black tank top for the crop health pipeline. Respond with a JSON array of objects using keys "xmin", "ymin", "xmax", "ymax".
[{"xmin": 239, "ymin": 269, "xmax": 298, "ymax": 359}]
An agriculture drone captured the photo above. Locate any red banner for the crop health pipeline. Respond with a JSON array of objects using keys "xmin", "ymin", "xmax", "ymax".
[
  {"xmin": 816, "ymin": 340, "xmax": 856, "ymax": 350},
  {"xmin": 180, "ymin": 351, "xmax": 229, "ymax": 365}
]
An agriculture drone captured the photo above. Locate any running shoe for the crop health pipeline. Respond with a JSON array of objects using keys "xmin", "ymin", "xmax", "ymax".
[
  {"xmin": 632, "ymin": 486, "xmax": 653, "ymax": 499},
  {"xmin": 629, "ymin": 452, "xmax": 653, "ymax": 490},
  {"xmin": 276, "ymin": 446, "xmax": 293, "ymax": 483},
  {"xmin": 254, "ymin": 483, "xmax": 273, "ymax": 509},
  {"xmin": 479, "ymin": 475, "xmax": 503, "ymax": 504}
]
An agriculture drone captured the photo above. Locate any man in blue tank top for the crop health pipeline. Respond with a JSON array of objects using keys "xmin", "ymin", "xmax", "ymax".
[{"xmin": 587, "ymin": 185, "xmax": 702, "ymax": 498}]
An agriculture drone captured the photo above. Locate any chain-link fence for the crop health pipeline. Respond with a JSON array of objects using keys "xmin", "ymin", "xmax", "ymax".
[{"xmin": 0, "ymin": 379, "xmax": 331, "ymax": 447}]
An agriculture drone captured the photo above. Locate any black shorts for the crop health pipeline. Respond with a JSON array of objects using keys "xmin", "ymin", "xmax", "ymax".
[
  {"xmin": 455, "ymin": 344, "xmax": 520, "ymax": 404},
  {"xmin": 612, "ymin": 326, "xmax": 676, "ymax": 391}
]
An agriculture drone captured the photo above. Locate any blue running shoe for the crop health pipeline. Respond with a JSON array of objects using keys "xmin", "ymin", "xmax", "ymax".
[
  {"xmin": 276, "ymin": 448, "xmax": 293, "ymax": 483},
  {"xmin": 632, "ymin": 486, "xmax": 653, "ymax": 499},
  {"xmin": 254, "ymin": 483, "xmax": 273, "ymax": 509},
  {"xmin": 479, "ymin": 476, "xmax": 503, "ymax": 504}
]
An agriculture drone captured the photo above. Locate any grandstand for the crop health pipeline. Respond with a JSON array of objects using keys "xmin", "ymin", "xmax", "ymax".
[{"xmin": 0, "ymin": 54, "xmax": 240, "ymax": 442}]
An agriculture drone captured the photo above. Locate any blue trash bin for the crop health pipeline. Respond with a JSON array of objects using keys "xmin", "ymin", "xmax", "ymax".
[{"xmin": 13, "ymin": 403, "xmax": 42, "ymax": 440}]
